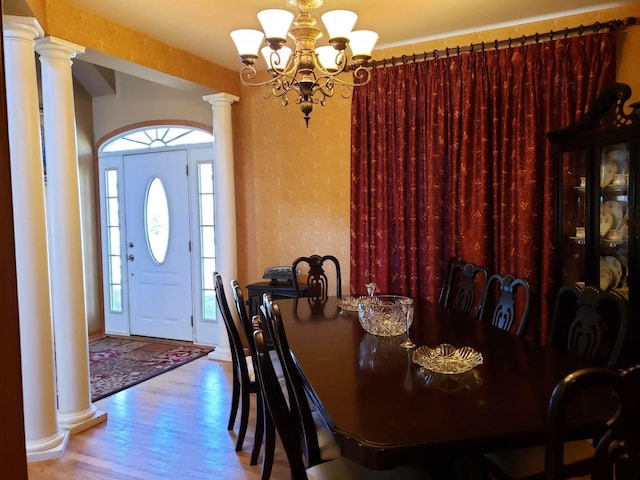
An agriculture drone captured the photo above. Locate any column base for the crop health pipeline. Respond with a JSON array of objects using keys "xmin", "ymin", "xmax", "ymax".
[
  {"xmin": 59, "ymin": 406, "xmax": 107, "ymax": 434},
  {"xmin": 26, "ymin": 430, "xmax": 70, "ymax": 463},
  {"xmin": 208, "ymin": 346, "xmax": 232, "ymax": 362}
]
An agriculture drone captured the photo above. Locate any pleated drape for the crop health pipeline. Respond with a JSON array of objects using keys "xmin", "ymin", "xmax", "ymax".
[{"xmin": 350, "ymin": 32, "xmax": 616, "ymax": 342}]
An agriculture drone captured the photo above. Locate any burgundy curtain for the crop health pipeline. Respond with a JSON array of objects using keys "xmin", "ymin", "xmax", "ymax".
[{"xmin": 350, "ymin": 32, "xmax": 616, "ymax": 342}]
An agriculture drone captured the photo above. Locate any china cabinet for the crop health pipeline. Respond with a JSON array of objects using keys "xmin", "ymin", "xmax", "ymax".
[{"xmin": 547, "ymin": 82, "xmax": 639, "ymax": 346}]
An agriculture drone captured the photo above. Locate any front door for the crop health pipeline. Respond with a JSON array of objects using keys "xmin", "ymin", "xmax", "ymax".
[{"xmin": 123, "ymin": 150, "xmax": 193, "ymax": 341}]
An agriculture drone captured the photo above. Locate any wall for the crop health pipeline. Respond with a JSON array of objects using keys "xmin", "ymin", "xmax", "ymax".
[
  {"xmin": 232, "ymin": 4, "xmax": 640, "ymax": 293},
  {"xmin": 92, "ymin": 71, "xmax": 213, "ymax": 142},
  {"xmin": 73, "ymin": 78, "xmax": 101, "ymax": 335}
]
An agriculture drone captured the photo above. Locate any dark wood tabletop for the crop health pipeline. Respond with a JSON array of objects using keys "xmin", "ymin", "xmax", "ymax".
[{"xmin": 275, "ymin": 296, "xmax": 591, "ymax": 470}]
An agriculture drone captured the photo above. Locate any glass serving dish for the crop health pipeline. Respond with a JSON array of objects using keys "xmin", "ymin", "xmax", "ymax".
[
  {"xmin": 357, "ymin": 295, "xmax": 412, "ymax": 337},
  {"xmin": 336, "ymin": 296, "xmax": 361, "ymax": 311},
  {"xmin": 419, "ymin": 369, "xmax": 484, "ymax": 393},
  {"xmin": 412, "ymin": 343, "xmax": 483, "ymax": 375}
]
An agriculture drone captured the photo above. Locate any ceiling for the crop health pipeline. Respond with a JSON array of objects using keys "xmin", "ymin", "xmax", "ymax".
[{"xmin": 66, "ymin": 0, "xmax": 632, "ymax": 72}]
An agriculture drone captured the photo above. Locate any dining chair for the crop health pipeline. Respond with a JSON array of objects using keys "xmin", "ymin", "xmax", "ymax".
[
  {"xmin": 292, "ymin": 254, "xmax": 342, "ymax": 300},
  {"xmin": 548, "ymin": 284, "xmax": 629, "ymax": 368},
  {"xmin": 438, "ymin": 257, "xmax": 488, "ymax": 318},
  {"xmin": 477, "ymin": 273, "xmax": 531, "ymax": 337},
  {"xmin": 483, "ymin": 364, "xmax": 640, "ymax": 480},
  {"xmin": 482, "ymin": 283, "xmax": 630, "ymax": 480},
  {"xmin": 213, "ymin": 272, "xmax": 259, "ymax": 455},
  {"xmin": 250, "ymin": 314, "xmax": 432, "ymax": 480},
  {"xmin": 545, "ymin": 364, "xmax": 640, "ymax": 480},
  {"xmin": 230, "ymin": 280, "xmax": 274, "ymax": 477},
  {"xmin": 260, "ymin": 294, "xmax": 341, "ymax": 467}
]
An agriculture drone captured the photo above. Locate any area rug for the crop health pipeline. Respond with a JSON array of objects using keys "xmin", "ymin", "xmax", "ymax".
[{"xmin": 89, "ymin": 336, "xmax": 213, "ymax": 401}]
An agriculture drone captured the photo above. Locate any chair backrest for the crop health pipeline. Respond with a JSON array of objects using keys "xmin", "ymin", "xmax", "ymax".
[
  {"xmin": 251, "ymin": 315, "xmax": 310, "ymax": 479},
  {"xmin": 231, "ymin": 279, "xmax": 253, "ymax": 344},
  {"xmin": 478, "ymin": 273, "xmax": 532, "ymax": 337},
  {"xmin": 548, "ymin": 284, "xmax": 628, "ymax": 368},
  {"xmin": 438, "ymin": 256, "xmax": 488, "ymax": 317},
  {"xmin": 292, "ymin": 254, "xmax": 342, "ymax": 300},
  {"xmin": 213, "ymin": 272, "xmax": 250, "ymax": 381},
  {"xmin": 260, "ymin": 295, "xmax": 324, "ymax": 467},
  {"xmin": 545, "ymin": 364, "xmax": 640, "ymax": 480}
]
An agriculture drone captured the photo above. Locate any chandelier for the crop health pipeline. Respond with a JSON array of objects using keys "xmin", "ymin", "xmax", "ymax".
[{"xmin": 230, "ymin": 0, "xmax": 378, "ymax": 126}]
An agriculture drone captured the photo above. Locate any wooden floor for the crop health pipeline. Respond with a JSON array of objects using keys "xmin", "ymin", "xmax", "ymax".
[{"xmin": 27, "ymin": 357, "xmax": 291, "ymax": 479}]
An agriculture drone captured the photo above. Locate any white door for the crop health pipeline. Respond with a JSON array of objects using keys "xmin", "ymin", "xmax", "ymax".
[{"xmin": 123, "ymin": 150, "xmax": 193, "ymax": 341}]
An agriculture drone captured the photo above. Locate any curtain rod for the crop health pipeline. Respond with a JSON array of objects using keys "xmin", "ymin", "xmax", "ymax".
[{"xmin": 352, "ymin": 16, "xmax": 635, "ymax": 70}]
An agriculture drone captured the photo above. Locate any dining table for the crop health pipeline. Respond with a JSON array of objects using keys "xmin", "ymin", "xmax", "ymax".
[{"xmin": 274, "ymin": 296, "xmax": 601, "ymax": 471}]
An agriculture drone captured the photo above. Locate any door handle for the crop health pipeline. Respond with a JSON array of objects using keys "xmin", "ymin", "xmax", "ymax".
[{"xmin": 127, "ymin": 254, "xmax": 135, "ymax": 261}]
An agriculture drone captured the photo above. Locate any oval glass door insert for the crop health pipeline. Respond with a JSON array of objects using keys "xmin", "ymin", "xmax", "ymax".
[{"xmin": 145, "ymin": 177, "xmax": 170, "ymax": 264}]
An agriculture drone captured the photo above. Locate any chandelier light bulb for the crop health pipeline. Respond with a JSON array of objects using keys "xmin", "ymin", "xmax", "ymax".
[
  {"xmin": 257, "ymin": 9, "xmax": 294, "ymax": 42},
  {"xmin": 349, "ymin": 30, "xmax": 379, "ymax": 61},
  {"xmin": 316, "ymin": 45, "xmax": 339, "ymax": 72},
  {"xmin": 261, "ymin": 45, "xmax": 293, "ymax": 73},
  {"xmin": 321, "ymin": 10, "xmax": 358, "ymax": 42},
  {"xmin": 230, "ymin": 29, "xmax": 265, "ymax": 64}
]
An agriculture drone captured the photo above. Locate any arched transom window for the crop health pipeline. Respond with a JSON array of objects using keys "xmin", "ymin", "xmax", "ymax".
[{"xmin": 101, "ymin": 126, "xmax": 213, "ymax": 153}]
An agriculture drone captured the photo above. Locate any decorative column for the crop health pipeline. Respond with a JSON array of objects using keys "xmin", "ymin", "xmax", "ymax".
[
  {"xmin": 35, "ymin": 36, "xmax": 106, "ymax": 433},
  {"xmin": 2, "ymin": 16, "xmax": 69, "ymax": 461},
  {"xmin": 203, "ymin": 92, "xmax": 239, "ymax": 362}
]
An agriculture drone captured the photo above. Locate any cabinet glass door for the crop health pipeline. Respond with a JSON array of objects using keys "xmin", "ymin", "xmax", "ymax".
[
  {"xmin": 598, "ymin": 141, "xmax": 630, "ymax": 298},
  {"xmin": 562, "ymin": 149, "xmax": 586, "ymax": 286}
]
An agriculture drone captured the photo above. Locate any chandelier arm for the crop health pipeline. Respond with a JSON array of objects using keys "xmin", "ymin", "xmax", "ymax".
[
  {"xmin": 272, "ymin": 51, "xmax": 301, "ymax": 78},
  {"xmin": 239, "ymin": 65, "xmax": 286, "ymax": 88},
  {"xmin": 265, "ymin": 50, "xmax": 293, "ymax": 77},
  {"xmin": 314, "ymin": 74, "xmax": 356, "ymax": 100}
]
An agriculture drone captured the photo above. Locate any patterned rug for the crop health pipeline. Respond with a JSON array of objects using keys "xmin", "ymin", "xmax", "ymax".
[{"xmin": 89, "ymin": 336, "xmax": 213, "ymax": 401}]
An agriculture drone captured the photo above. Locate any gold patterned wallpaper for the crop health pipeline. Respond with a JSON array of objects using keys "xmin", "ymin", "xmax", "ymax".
[
  {"xmin": 16, "ymin": 0, "xmax": 640, "ymax": 294},
  {"xmin": 233, "ymin": 79, "xmax": 353, "ymax": 288},
  {"xmin": 232, "ymin": 5, "xmax": 640, "ymax": 291}
]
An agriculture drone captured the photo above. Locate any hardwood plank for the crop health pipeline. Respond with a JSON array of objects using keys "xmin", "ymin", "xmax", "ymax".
[{"xmin": 27, "ymin": 358, "xmax": 290, "ymax": 479}]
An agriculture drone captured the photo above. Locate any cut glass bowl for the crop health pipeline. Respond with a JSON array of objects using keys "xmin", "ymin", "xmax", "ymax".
[
  {"xmin": 412, "ymin": 343, "xmax": 483, "ymax": 375},
  {"xmin": 357, "ymin": 295, "xmax": 412, "ymax": 337}
]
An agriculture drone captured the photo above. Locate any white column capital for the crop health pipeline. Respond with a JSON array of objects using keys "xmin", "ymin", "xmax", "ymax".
[
  {"xmin": 3, "ymin": 15, "xmax": 44, "ymax": 40},
  {"xmin": 35, "ymin": 36, "xmax": 85, "ymax": 60},
  {"xmin": 203, "ymin": 92, "xmax": 240, "ymax": 108}
]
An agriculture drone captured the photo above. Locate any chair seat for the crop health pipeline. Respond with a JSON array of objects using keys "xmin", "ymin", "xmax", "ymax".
[
  {"xmin": 307, "ymin": 456, "xmax": 431, "ymax": 480},
  {"xmin": 483, "ymin": 440, "xmax": 594, "ymax": 479},
  {"xmin": 246, "ymin": 350, "xmax": 284, "ymax": 382}
]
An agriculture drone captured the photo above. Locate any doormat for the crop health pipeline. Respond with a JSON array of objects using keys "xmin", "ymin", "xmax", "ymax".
[{"xmin": 89, "ymin": 336, "xmax": 213, "ymax": 401}]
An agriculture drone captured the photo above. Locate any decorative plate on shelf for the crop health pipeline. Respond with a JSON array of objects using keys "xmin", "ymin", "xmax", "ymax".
[
  {"xmin": 600, "ymin": 159, "xmax": 617, "ymax": 188},
  {"xmin": 606, "ymin": 148, "xmax": 626, "ymax": 164},
  {"xmin": 600, "ymin": 212, "xmax": 614, "ymax": 237},
  {"xmin": 336, "ymin": 296, "xmax": 361, "ymax": 311},
  {"xmin": 412, "ymin": 344, "xmax": 483, "ymax": 375},
  {"xmin": 600, "ymin": 267, "xmax": 613, "ymax": 291},
  {"xmin": 602, "ymin": 256, "xmax": 623, "ymax": 289},
  {"xmin": 602, "ymin": 200, "xmax": 624, "ymax": 229}
]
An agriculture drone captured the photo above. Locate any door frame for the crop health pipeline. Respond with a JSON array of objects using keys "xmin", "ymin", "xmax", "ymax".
[{"xmin": 97, "ymin": 140, "xmax": 218, "ymax": 346}]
